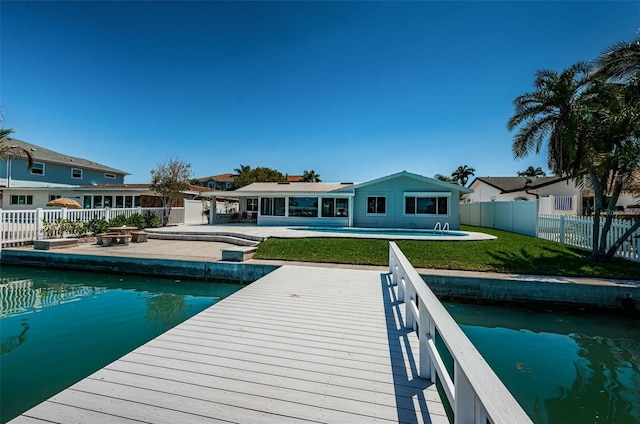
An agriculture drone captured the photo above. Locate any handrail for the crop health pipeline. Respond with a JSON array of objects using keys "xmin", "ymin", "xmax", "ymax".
[{"xmin": 389, "ymin": 242, "xmax": 532, "ymax": 424}]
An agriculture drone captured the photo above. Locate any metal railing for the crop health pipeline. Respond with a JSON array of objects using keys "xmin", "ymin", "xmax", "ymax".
[{"xmin": 389, "ymin": 242, "xmax": 532, "ymax": 424}]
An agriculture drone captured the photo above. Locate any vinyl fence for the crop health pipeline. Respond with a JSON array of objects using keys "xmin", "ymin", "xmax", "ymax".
[
  {"xmin": 538, "ymin": 214, "xmax": 640, "ymax": 262},
  {"xmin": 460, "ymin": 201, "xmax": 538, "ymax": 236},
  {"xmin": 0, "ymin": 207, "xmax": 186, "ymax": 248}
]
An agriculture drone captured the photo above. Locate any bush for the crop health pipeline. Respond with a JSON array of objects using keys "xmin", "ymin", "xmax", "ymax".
[
  {"xmin": 107, "ymin": 214, "xmax": 128, "ymax": 227},
  {"xmin": 41, "ymin": 219, "xmax": 90, "ymax": 238},
  {"xmin": 144, "ymin": 211, "xmax": 162, "ymax": 228},
  {"xmin": 87, "ymin": 217, "xmax": 109, "ymax": 235},
  {"xmin": 126, "ymin": 213, "xmax": 146, "ymax": 229}
]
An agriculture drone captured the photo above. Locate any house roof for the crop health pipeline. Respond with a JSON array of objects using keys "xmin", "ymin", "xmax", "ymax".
[
  {"xmin": 285, "ymin": 175, "xmax": 304, "ymax": 182},
  {"xmin": 355, "ymin": 170, "xmax": 474, "ymax": 194},
  {"xmin": 469, "ymin": 176, "xmax": 569, "ymax": 193},
  {"xmin": 197, "ymin": 173, "xmax": 235, "ymax": 183},
  {"xmin": 235, "ymin": 182, "xmax": 354, "ymax": 194},
  {"xmin": 3, "ymin": 138, "xmax": 129, "ymax": 175}
]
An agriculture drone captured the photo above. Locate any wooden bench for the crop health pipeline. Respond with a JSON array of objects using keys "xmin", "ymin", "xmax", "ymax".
[
  {"xmin": 131, "ymin": 231, "xmax": 149, "ymax": 243},
  {"xmin": 101, "ymin": 234, "xmax": 132, "ymax": 246},
  {"xmin": 34, "ymin": 238, "xmax": 79, "ymax": 250},
  {"xmin": 221, "ymin": 246, "xmax": 258, "ymax": 262}
]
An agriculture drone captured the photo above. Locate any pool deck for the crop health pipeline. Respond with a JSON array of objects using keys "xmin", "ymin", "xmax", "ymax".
[{"xmin": 9, "ymin": 265, "xmax": 447, "ymax": 424}]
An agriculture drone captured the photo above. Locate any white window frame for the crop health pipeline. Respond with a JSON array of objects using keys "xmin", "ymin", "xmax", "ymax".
[
  {"xmin": 30, "ymin": 162, "xmax": 45, "ymax": 176},
  {"xmin": 71, "ymin": 168, "xmax": 83, "ymax": 179},
  {"xmin": 366, "ymin": 195, "xmax": 387, "ymax": 216},
  {"xmin": 403, "ymin": 192, "xmax": 451, "ymax": 216},
  {"xmin": 10, "ymin": 194, "xmax": 33, "ymax": 205}
]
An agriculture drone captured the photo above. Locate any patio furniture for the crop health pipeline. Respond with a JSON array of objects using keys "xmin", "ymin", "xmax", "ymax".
[
  {"xmin": 240, "ymin": 211, "xmax": 248, "ymax": 223},
  {"xmin": 230, "ymin": 212, "xmax": 239, "ymax": 223},
  {"xmin": 131, "ymin": 231, "xmax": 149, "ymax": 243},
  {"xmin": 249, "ymin": 212, "xmax": 257, "ymax": 223}
]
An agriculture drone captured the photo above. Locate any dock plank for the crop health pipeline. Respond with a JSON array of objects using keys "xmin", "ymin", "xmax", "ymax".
[{"xmin": 12, "ymin": 265, "xmax": 444, "ymax": 424}]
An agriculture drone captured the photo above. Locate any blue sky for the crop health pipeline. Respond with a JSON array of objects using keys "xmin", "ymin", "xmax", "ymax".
[{"xmin": 1, "ymin": 1, "xmax": 638, "ymax": 184}]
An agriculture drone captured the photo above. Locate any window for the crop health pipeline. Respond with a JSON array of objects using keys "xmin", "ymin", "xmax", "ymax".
[
  {"xmin": 105, "ymin": 173, "xmax": 116, "ymax": 179},
  {"xmin": 116, "ymin": 196, "xmax": 124, "ymax": 208},
  {"xmin": 104, "ymin": 196, "xmax": 113, "ymax": 208},
  {"xmin": 124, "ymin": 196, "xmax": 133, "ymax": 208},
  {"xmin": 49, "ymin": 194, "xmax": 61, "ymax": 201},
  {"xmin": 246, "ymin": 198, "xmax": 258, "ymax": 212},
  {"xmin": 93, "ymin": 195, "xmax": 103, "ymax": 208},
  {"xmin": 289, "ymin": 197, "xmax": 318, "ymax": 217},
  {"xmin": 30, "ymin": 162, "xmax": 44, "ymax": 175},
  {"xmin": 321, "ymin": 198, "xmax": 349, "ymax": 217},
  {"xmin": 71, "ymin": 168, "xmax": 83, "ymax": 179},
  {"xmin": 404, "ymin": 193, "xmax": 450, "ymax": 216},
  {"xmin": 10, "ymin": 195, "xmax": 33, "ymax": 205},
  {"xmin": 367, "ymin": 196, "xmax": 386, "ymax": 214},
  {"xmin": 260, "ymin": 197, "xmax": 285, "ymax": 216}
]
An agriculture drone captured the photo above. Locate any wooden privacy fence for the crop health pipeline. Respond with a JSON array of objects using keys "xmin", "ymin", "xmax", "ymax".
[
  {"xmin": 0, "ymin": 207, "xmax": 185, "ymax": 248},
  {"xmin": 389, "ymin": 242, "xmax": 532, "ymax": 424},
  {"xmin": 538, "ymin": 214, "xmax": 640, "ymax": 262}
]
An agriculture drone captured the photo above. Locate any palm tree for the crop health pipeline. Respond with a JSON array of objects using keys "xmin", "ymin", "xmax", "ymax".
[
  {"xmin": 302, "ymin": 169, "xmax": 321, "ymax": 182},
  {"xmin": 451, "ymin": 165, "xmax": 475, "ymax": 186},
  {"xmin": 595, "ymin": 38, "xmax": 640, "ymax": 81},
  {"xmin": 434, "ymin": 173, "xmax": 457, "ymax": 184},
  {"xmin": 0, "ymin": 128, "xmax": 33, "ymax": 169},
  {"xmin": 517, "ymin": 166, "xmax": 546, "ymax": 177},
  {"xmin": 508, "ymin": 62, "xmax": 592, "ymax": 178}
]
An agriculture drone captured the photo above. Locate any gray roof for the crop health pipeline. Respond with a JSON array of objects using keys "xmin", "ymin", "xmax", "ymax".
[
  {"xmin": 235, "ymin": 182, "xmax": 355, "ymax": 194},
  {"xmin": 471, "ymin": 176, "xmax": 569, "ymax": 193},
  {"xmin": 4, "ymin": 137, "xmax": 129, "ymax": 175}
]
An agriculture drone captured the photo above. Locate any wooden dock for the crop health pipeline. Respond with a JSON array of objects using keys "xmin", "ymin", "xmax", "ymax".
[{"xmin": 10, "ymin": 265, "xmax": 446, "ymax": 423}]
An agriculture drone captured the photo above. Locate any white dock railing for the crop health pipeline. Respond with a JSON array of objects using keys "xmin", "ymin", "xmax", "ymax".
[
  {"xmin": 389, "ymin": 242, "xmax": 532, "ymax": 424},
  {"xmin": 538, "ymin": 214, "xmax": 639, "ymax": 262}
]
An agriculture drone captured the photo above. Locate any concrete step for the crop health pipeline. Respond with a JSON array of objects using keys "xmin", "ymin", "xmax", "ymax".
[{"xmin": 144, "ymin": 231, "xmax": 261, "ymax": 246}]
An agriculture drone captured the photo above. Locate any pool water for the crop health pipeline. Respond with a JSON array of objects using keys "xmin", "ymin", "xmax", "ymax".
[
  {"xmin": 0, "ymin": 265, "xmax": 244, "ymax": 423},
  {"xmin": 297, "ymin": 226, "xmax": 468, "ymax": 237}
]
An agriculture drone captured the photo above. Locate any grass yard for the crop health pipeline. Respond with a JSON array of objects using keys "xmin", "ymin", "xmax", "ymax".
[{"xmin": 253, "ymin": 225, "xmax": 640, "ymax": 280}]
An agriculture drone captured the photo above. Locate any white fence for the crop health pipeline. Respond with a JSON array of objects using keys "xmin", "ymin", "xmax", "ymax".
[
  {"xmin": 0, "ymin": 207, "xmax": 186, "ymax": 248},
  {"xmin": 538, "ymin": 214, "xmax": 640, "ymax": 262},
  {"xmin": 389, "ymin": 242, "xmax": 532, "ymax": 423},
  {"xmin": 460, "ymin": 201, "xmax": 538, "ymax": 236}
]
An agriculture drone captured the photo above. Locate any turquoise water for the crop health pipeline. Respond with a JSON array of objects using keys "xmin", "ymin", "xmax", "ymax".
[
  {"xmin": 297, "ymin": 227, "xmax": 467, "ymax": 237},
  {"xmin": 443, "ymin": 302, "xmax": 640, "ymax": 424},
  {"xmin": 0, "ymin": 265, "xmax": 244, "ymax": 423}
]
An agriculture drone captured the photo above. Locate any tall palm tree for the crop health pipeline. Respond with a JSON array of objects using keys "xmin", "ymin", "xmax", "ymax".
[
  {"xmin": 434, "ymin": 173, "xmax": 457, "ymax": 184},
  {"xmin": 0, "ymin": 128, "xmax": 33, "ymax": 169},
  {"xmin": 302, "ymin": 169, "xmax": 321, "ymax": 182},
  {"xmin": 451, "ymin": 165, "xmax": 475, "ymax": 186},
  {"xmin": 595, "ymin": 38, "xmax": 640, "ymax": 81},
  {"xmin": 517, "ymin": 166, "xmax": 546, "ymax": 177}
]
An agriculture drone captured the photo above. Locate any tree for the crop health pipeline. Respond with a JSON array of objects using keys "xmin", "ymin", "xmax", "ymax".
[
  {"xmin": 233, "ymin": 166, "xmax": 286, "ymax": 188},
  {"xmin": 508, "ymin": 57, "xmax": 640, "ymax": 261},
  {"xmin": 434, "ymin": 173, "xmax": 457, "ymax": 184},
  {"xmin": 150, "ymin": 157, "xmax": 193, "ymax": 226},
  {"xmin": 451, "ymin": 165, "xmax": 475, "ymax": 186},
  {"xmin": 0, "ymin": 128, "xmax": 33, "ymax": 169},
  {"xmin": 302, "ymin": 169, "xmax": 321, "ymax": 182},
  {"xmin": 517, "ymin": 166, "xmax": 546, "ymax": 177},
  {"xmin": 595, "ymin": 38, "xmax": 640, "ymax": 82}
]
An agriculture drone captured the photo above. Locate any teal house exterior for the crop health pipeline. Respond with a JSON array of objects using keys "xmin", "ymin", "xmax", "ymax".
[{"xmin": 230, "ymin": 171, "xmax": 472, "ymax": 230}]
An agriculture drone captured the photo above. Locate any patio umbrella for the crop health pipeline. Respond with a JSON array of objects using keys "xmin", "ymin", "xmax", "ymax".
[{"xmin": 46, "ymin": 198, "xmax": 82, "ymax": 209}]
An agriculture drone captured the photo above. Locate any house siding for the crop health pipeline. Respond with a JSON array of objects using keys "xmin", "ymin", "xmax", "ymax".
[
  {"xmin": 1, "ymin": 158, "xmax": 125, "ymax": 186},
  {"xmin": 353, "ymin": 175, "xmax": 462, "ymax": 229}
]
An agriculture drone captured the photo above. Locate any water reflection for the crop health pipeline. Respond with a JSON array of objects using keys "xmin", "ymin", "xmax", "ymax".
[
  {"xmin": 0, "ymin": 277, "xmax": 106, "ymax": 318},
  {"xmin": 445, "ymin": 302, "xmax": 640, "ymax": 424},
  {"xmin": 145, "ymin": 293, "xmax": 187, "ymax": 329},
  {"xmin": 1, "ymin": 319, "xmax": 29, "ymax": 356}
]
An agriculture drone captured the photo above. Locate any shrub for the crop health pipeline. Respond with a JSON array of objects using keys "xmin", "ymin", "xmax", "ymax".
[
  {"xmin": 144, "ymin": 211, "xmax": 162, "ymax": 228},
  {"xmin": 126, "ymin": 213, "xmax": 146, "ymax": 229},
  {"xmin": 108, "ymin": 214, "xmax": 127, "ymax": 227},
  {"xmin": 87, "ymin": 217, "xmax": 109, "ymax": 235}
]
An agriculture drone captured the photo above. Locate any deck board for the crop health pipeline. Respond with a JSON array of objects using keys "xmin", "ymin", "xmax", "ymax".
[{"xmin": 11, "ymin": 265, "xmax": 446, "ymax": 424}]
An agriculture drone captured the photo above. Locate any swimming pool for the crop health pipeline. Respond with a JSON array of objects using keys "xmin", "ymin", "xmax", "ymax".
[{"xmin": 293, "ymin": 226, "xmax": 471, "ymax": 239}]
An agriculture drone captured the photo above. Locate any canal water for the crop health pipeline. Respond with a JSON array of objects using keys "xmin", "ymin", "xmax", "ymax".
[
  {"xmin": 1, "ymin": 265, "xmax": 638, "ymax": 423},
  {"xmin": 0, "ymin": 265, "xmax": 244, "ymax": 423}
]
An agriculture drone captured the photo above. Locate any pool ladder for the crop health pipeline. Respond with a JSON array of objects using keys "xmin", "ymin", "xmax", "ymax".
[{"xmin": 433, "ymin": 222, "xmax": 449, "ymax": 233}]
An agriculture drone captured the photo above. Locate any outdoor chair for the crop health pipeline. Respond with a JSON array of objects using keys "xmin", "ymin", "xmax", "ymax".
[
  {"xmin": 249, "ymin": 212, "xmax": 257, "ymax": 223},
  {"xmin": 240, "ymin": 211, "xmax": 248, "ymax": 223},
  {"xmin": 231, "ymin": 212, "xmax": 239, "ymax": 223}
]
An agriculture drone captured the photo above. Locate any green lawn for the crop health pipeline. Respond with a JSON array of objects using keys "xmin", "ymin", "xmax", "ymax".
[{"xmin": 253, "ymin": 225, "xmax": 640, "ymax": 280}]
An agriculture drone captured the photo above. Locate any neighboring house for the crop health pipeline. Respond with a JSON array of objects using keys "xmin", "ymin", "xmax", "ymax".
[
  {"xmin": 465, "ymin": 175, "xmax": 639, "ymax": 215},
  {"xmin": 285, "ymin": 174, "xmax": 304, "ymax": 182},
  {"xmin": 1, "ymin": 184, "xmax": 214, "ymax": 210},
  {"xmin": 196, "ymin": 173, "xmax": 236, "ymax": 190},
  {"xmin": 0, "ymin": 138, "xmax": 128, "ymax": 188},
  {"xmin": 225, "ymin": 171, "xmax": 471, "ymax": 229}
]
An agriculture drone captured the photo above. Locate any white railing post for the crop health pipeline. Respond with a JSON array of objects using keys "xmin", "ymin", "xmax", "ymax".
[
  {"xmin": 35, "ymin": 208, "xmax": 43, "ymax": 240},
  {"xmin": 404, "ymin": 277, "xmax": 415, "ymax": 329},
  {"xmin": 418, "ymin": 298, "xmax": 431, "ymax": 379},
  {"xmin": 0, "ymin": 208, "xmax": 4, "ymax": 250},
  {"xmin": 454, "ymin": 362, "xmax": 476, "ymax": 424}
]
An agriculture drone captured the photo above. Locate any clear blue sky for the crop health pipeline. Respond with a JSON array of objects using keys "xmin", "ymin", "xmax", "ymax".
[{"xmin": 1, "ymin": 1, "xmax": 638, "ymax": 184}]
